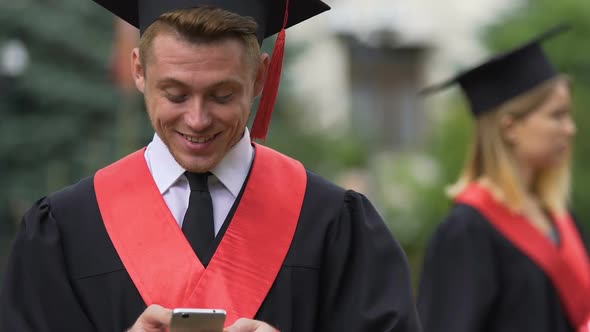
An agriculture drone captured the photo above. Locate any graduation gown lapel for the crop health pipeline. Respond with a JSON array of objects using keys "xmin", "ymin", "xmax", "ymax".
[
  {"xmin": 94, "ymin": 143, "xmax": 307, "ymax": 325},
  {"xmin": 457, "ymin": 183, "xmax": 590, "ymax": 331}
]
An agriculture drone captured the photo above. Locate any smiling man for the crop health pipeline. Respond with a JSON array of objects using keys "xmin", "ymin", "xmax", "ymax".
[{"xmin": 0, "ymin": 1, "xmax": 421, "ymax": 331}]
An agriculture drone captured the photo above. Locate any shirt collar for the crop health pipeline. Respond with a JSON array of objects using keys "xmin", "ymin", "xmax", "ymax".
[
  {"xmin": 211, "ymin": 127, "xmax": 254, "ymax": 197},
  {"xmin": 145, "ymin": 128, "xmax": 254, "ymax": 197}
]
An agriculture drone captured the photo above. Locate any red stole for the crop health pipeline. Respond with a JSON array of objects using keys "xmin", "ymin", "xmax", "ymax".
[
  {"xmin": 94, "ymin": 144, "xmax": 307, "ymax": 326},
  {"xmin": 456, "ymin": 183, "xmax": 590, "ymax": 331}
]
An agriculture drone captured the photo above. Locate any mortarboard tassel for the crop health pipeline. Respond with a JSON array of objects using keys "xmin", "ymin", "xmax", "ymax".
[{"xmin": 250, "ymin": 0, "xmax": 290, "ymax": 141}]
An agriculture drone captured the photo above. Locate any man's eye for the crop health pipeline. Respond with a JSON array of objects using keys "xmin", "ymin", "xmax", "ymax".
[
  {"xmin": 213, "ymin": 93, "xmax": 233, "ymax": 104},
  {"xmin": 165, "ymin": 93, "xmax": 187, "ymax": 103}
]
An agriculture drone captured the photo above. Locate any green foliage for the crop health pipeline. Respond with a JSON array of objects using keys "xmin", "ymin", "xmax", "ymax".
[
  {"xmin": 376, "ymin": 99, "xmax": 473, "ymax": 279},
  {"xmin": 254, "ymin": 39, "xmax": 369, "ymax": 177},
  {"xmin": 264, "ymin": 102, "xmax": 369, "ymax": 176},
  {"xmin": 0, "ymin": 1, "xmax": 152, "ymax": 232}
]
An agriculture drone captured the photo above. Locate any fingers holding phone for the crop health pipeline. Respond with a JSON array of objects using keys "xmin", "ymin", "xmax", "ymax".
[
  {"xmin": 127, "ymin": 304, "xmax": 173, "ymax": 332},
  {"xmin": 224, "ymin": 318, "xmax": 278, "ymax": 332},
  {"xmin": 128, "ymin": 306, "xmax": 276, "ymax": 332}
]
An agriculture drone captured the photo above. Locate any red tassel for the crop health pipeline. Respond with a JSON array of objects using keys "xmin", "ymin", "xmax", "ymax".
[
  {"xmin": 251, "ymin": 0, "xmax": 290, "ymax": 141},
  {"xmin": 251, "ymin": 30, "xmax": 286, "ymax": 141}
]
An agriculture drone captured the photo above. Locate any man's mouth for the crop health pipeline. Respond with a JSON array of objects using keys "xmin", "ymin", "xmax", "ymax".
[{"xmin": 181, "ymin": 133, "xmax": 217, "ymax": 143}]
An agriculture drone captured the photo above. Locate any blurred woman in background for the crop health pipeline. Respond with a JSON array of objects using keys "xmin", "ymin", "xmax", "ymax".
[{"xmin": 418, "ymin": 25, "xmax": 590, "ymax": 332}]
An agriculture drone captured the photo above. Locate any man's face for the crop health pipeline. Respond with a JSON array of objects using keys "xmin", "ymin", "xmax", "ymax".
[{"xmin": 132, "ymin": 31, "xmax": 267, "ymax": 173}]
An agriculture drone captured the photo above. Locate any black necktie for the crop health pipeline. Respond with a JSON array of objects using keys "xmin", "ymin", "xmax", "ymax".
[{"xmin": 182, "ymin": 172, "xmax": 214, "ymax": 265}]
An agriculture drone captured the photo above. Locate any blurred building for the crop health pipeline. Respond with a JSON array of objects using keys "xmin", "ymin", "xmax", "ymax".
[{"xmin": 284, "ymin": 0, "xmax": 519, "ymax": 151}]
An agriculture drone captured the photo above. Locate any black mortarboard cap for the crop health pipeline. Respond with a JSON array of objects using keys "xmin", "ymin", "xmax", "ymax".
[
  {"xmin": 92, "ymin": 0, "xmax": 330, "ymax": 43},
  {"xmin": 422, "ymin": 24, "xmax": 570, "ymax": 116}
]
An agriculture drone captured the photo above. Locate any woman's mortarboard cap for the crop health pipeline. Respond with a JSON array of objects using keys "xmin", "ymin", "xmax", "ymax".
[{"xmin": 422, "ymin": 23, "xmax": 570, "ymax": 117}]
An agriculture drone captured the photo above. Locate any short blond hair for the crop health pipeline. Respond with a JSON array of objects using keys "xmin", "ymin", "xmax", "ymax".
[
  {"xmin": 447, "ymin": 76, "xmax": 572, "ymax": 214},
  {"xmin": 139, "ymin": 7, "xmax": 261, "ymax": 72}
]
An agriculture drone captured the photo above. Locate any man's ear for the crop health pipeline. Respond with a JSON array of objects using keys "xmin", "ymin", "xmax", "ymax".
[
  {"xmin": 131, "ymin": 48, "xmax": 146, "ymax": 94},
  {"xmin": 253, "ymin": 53, "xmax": 271, "ymax": 97}
]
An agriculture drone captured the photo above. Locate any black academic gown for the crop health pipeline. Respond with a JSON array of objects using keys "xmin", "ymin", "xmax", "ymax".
[
  {"xmin": 418, "ymin": 203, "xmax": 588, "ymax": 332},
  {"xmin": 0, "ymin": 170, "xmax": 421, "ymax": 332}
]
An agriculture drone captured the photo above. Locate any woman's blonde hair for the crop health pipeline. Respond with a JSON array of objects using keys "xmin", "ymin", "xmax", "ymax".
[{"xmin": 447, "ymin": 76, "xmax": 572, "ymax": 214}]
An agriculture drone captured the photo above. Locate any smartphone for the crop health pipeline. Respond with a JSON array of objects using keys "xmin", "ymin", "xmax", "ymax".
[{"xmin": 169, "ymin": 308, "xmax": 227, "ymax": 332}]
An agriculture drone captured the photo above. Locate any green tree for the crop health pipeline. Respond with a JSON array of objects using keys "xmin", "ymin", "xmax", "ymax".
[
  {"xmin": 0, "ymin": 1, "xmax": 152, "ymax": 265},
  {"xmin": 256, "ymin": 41, "xmax": 369, "ymax": 176}
]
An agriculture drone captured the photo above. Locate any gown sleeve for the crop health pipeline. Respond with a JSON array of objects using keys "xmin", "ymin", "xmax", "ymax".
[
  {"xmin": 316, "ymin": 190, "xmax": 422, "ymax": 332},
  {"xmin": 417, "ymin": 205, "xmax": 498, "ymax": 332},
  {"xmin": 0, "ymin": 198, "xmax": 94, "ymax": 331}
]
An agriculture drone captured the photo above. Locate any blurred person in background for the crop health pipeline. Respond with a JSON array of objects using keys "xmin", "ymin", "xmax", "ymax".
[
  {"xmin": 0, "ymin": 0, "xmax": 421, "ymax": 331},
  {"xmin": 418, "ymin": 24, "xmax": 590, "ymax": 332}
]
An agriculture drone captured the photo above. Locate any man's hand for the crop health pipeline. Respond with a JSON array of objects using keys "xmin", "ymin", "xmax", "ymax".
[
  {"xmin": 224, "ymin": 318, "xmax": 278, "ymax": 332},
  {"xmin": 127, "ymin": 304, "xmax": 172, "ymax": 332}
]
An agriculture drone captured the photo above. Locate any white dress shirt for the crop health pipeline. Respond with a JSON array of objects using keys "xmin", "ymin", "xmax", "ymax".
[{"xmin": 144, "ymin": 128, "xmax": 254, "ymax": 235}]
